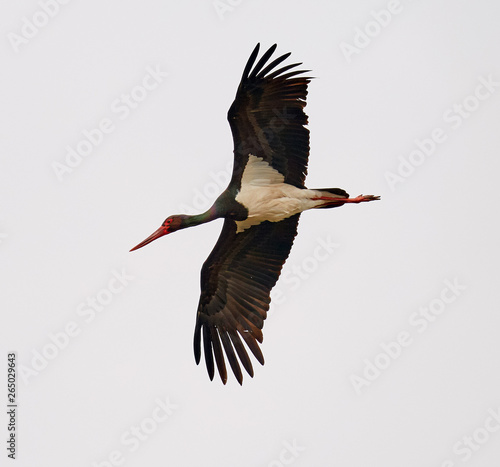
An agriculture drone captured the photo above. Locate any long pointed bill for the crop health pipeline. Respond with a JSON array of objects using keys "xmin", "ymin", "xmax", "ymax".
[{"xmin": 130, "ymin": 226, "xmax": 169, "ymax": 252}]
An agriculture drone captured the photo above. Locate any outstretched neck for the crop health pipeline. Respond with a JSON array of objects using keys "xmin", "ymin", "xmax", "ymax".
[
  {"xmin": 183, "ymin": 205, "xmax": 221, "ymax": 228},
  {"xmin": 130, "ymin": 203, "xmax": 223, "ymax": 252}
]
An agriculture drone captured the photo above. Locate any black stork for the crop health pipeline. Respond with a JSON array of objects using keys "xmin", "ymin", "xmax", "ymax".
[{"xmin": 131, "ymin": 43, "xmax": 379, "ymax": 385}]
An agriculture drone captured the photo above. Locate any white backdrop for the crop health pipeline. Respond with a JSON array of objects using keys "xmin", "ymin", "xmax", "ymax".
[{"xmin": 1, "ymin": 1, "xmax": 500, "ymax": 466}]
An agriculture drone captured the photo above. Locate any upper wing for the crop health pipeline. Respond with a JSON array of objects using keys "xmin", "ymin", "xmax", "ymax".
[
  {"xmin": 228, "ymin": 43, "xmax": 312, "ymax": 188},
  {"xmin": 194, "ymin": 214, "xmax": 300, "ymax": 384}
]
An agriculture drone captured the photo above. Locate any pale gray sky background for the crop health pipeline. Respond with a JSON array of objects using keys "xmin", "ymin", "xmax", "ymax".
[{"xmin": 1, "ymin": 1, "xmax": 500, "ymax": 466}]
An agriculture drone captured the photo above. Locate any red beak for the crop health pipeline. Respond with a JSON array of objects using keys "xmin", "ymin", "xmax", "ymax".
[{"xmin": 130, "ymin": 226, "xmax": 169, "ymax": 252}]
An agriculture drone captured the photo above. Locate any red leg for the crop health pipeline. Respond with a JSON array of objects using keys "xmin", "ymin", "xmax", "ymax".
[
  {"xmin": 312, "ymin": 194, "xmax": 380, "ymax": 205},
  {"xmin": 343, "ymin": 194, "xmax": 380, "ymax": 203},
  {"xmin": 311, "ymin": 194, "xmax": 380, "ymax": 208}
]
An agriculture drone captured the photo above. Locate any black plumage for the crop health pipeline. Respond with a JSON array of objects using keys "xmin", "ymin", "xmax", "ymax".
[
  {"xmin": 194, "ymin": 44, "xmax": 312, "ymax": 384},
  {"xmin": 130, "ymin": 43, "xmax": 379, "ymax": 385}
]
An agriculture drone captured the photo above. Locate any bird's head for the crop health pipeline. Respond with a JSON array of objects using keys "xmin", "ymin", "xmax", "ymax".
[{"xmin": 130, "ymin": 215, "xmax": 186, "ymax": 252}]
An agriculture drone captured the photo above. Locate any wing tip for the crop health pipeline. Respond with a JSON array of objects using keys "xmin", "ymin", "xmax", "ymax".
[
  {"xmin": 243, "ymin": 43, "xmax": 311, "ymax": 84},
  {"xmin": 193, "ymin": 320, "xmax": 202, "ymax": 364},
  {"xmin": 195, "ymin": 320, "xmax": 267, "ymax": 384},
  {"xmin": 241, "ymin": 43, "xmax": 261, "ymax": 81}
]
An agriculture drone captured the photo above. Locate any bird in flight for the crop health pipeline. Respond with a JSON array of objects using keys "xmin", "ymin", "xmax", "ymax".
[{"xmin": 131, "ymin": 43, "xmax": 379, "ymax": 385}]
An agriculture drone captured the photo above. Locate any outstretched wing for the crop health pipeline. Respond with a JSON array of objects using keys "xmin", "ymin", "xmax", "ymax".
[
  {"xmin": 228, "ymin": 43, "xmax": 311, "ymax": 189},
  {"xmin": 194, "ymin": 215, "xmax": 300, "ymax": 384}
]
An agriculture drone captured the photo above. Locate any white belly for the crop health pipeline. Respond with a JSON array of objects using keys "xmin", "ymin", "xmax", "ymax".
[{"xmin": 234, "ymin": 155, "xmax": 323, "ymax": 233}]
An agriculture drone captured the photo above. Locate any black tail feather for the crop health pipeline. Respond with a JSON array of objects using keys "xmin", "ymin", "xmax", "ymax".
[{"xmin": 313, "ymin": 188, "xmax": 349, "ymax": 197}]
